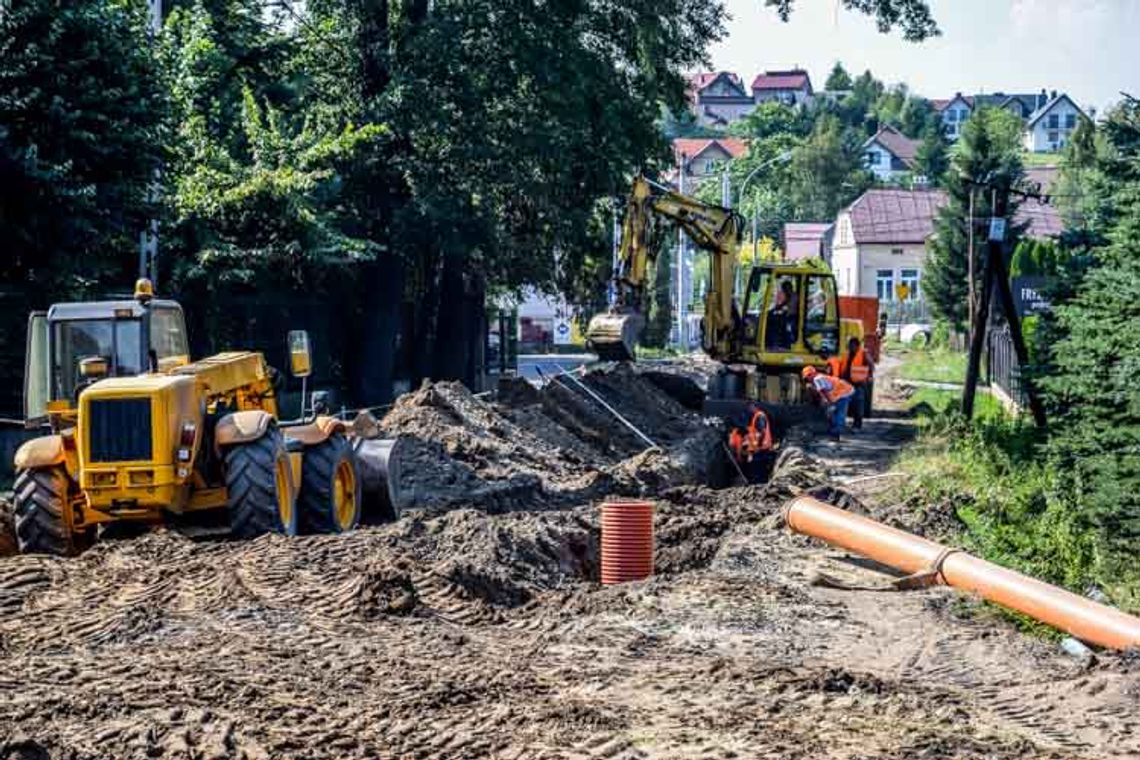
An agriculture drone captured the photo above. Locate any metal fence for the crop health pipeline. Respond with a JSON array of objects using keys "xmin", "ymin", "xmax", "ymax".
[
  {"xmin": 987, "ymin": 326, "xmax": 1025, "ymax": 407},
  {"xmin": 881, "ymin": 298, "xmax": 932, "ymax": 326}
]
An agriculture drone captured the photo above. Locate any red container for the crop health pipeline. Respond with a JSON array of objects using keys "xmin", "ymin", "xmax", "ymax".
[
  {"xmin": 600, "ymin": 501, "xmax": 655, "ymax": 585},
  {"xmin": 839, "ymin": 295, "xmax": 882, "ymax": 362}
]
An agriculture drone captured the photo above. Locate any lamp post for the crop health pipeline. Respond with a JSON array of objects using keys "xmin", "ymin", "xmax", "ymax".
[{"xmin": 732, "ymin": 150, "xmax": 792, "ymax": 294}]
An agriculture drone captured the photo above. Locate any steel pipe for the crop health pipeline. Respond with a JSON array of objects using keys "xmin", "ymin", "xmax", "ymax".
[{"xmin": 784, "ymin": 495, "xmax": 1140, "ymax": 650}]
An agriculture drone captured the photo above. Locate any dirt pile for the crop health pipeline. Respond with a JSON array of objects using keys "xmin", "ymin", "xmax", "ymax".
[{"xmin": 379, "ymin": 364, "xmax": 723, "ymax": 513}]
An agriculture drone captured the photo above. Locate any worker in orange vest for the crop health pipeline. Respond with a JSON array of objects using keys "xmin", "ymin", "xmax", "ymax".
[
  {"xmin": 802, "ymin": 365, "xmax": 855, "ymax": 439},
  {"xmin": 832, "ymin": 336, "xmax": 874, "ymax": 429},
  {"xmin": 728, "ymin": 404, "xmax": 774, "ymax": 482}
]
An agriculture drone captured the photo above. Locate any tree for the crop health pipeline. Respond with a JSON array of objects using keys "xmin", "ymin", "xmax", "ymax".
[
  {"xmin": 643, "ymin": 242, "xmax": 674, "ymax": 348},
  {"xmin": 924, "ymin": 107, "xmax": 1025, "ymax": 331},
  {"xmin": 0, "ymin": 0, "xmax": 168, "ymax": 302},
  {"xmin": 729, "ymin": 101, "xmax": 809, "ymax": 140},
  {"xmin": 786, "ymin": 114, "xmax": 872, "ymax": 221},
  {"xmin": 914, "ymin": 120, "xmax": 949, "ymax": 185},
  {"xmin": 825, "ymin": 62, "xmax": 852, "ymax": 91},
  {"xmin": 765, "ymin": 0, "xmax": 939, "ymax": 41}
]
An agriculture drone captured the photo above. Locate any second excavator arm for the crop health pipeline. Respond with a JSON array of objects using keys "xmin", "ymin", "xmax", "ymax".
[{"xmin": 587, "ymin": 175, "xmax": 745, "ymax": 361}]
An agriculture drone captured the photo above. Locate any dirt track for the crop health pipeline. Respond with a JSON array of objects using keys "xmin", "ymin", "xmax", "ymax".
[{"xmin": 2, "ymin": 362, "xmax": 1138, "ymax": 759}]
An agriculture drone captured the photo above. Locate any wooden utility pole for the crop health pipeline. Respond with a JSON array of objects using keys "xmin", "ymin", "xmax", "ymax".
[
  {"xmin": 961, "ymin": 182, "xmax": 1047, "ymax": 428},
  {"xmin": 966, "ymin": 188, "xmax": 976, "ymax": 344}
]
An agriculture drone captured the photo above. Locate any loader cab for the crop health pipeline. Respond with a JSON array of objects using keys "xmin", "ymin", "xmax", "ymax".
[
  {"xmin": 740, "ymin": 260, "xmax": 840, "ymax": 361},
  {"xmin": 25, "ymin": 289, "xmax": 190, "ymax": 426}
]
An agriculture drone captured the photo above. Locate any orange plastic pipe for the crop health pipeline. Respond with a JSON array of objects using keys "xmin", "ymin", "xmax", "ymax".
[{"xmin": 784, "ymin": 495, "xmax": 1140, "ymax": 650}]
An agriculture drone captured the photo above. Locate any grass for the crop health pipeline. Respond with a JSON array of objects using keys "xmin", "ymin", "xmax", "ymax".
[
  {"xmin": 906, "ymin": 386, "xmax": 1004, "ymax": 422},
  {"xmin": 1021, "ymin": 151, "xmax": 1062, "ymax": 167},
  {"xmin": 895, "ymin": 346, "xmax": 968, "ymax": 385}
]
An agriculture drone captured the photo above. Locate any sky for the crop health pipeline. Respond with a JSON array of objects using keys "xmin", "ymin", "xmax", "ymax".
[{"xmin": 710, "ymin": 0, "xmax": 1140, "ymax": 114}]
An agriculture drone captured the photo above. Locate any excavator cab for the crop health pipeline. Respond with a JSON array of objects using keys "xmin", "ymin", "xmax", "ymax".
[{"xmin": 739, "ymin": 261, "xmax": 841, "ymax": 362}]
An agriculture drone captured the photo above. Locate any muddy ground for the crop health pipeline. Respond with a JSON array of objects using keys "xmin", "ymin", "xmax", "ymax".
[{"xmin": 1, "ymin": 359, "xmax": 1138, "ymax": 759}]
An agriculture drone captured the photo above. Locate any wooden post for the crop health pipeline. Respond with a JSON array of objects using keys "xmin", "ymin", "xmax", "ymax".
[{"xmin": 961, "ymin": 249, "xmax": 993, "ymax": 419}]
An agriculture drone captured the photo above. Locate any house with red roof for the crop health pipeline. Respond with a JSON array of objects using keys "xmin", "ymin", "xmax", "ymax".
[
  {"xmin": 862, "ymin": 125, "xmax": 921, "ymax": 182},
  {"xmin": 831, "ymin": 188, "xmax": 1061, "ymax": 303},
  {"xmin": 688, "ymin": 72, "xmax": 756, "ymax": 128},
  {"xmin": 671, "ymin": 137, "xmax": 749, "ymax": 184},
  {"xmin": 751, "ymin": 69, "xmax": 813, "ymax": 107}
]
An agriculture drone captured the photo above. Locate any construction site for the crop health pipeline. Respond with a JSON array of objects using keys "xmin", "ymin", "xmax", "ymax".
[{"xmin": 1, "ymin": 352, "xmax": 1138, "ymax": 759}]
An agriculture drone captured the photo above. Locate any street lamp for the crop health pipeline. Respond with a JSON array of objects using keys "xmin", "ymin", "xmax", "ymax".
[{"xmin": 737, "ymin": 150, "xmax": 793, "ymax": 262}]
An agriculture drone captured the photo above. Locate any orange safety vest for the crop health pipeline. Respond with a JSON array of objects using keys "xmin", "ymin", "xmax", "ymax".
[
  {"xmin": 815, "ymin": 374, "xmax": 854, "ymax": 403},
  {"xmin": 745, "ymin": 409, "xmax": 773, "ymax": 454},
  {"xmin": 848, "ymin": 350, "xmax": 870, "ymax": 387},
  {"xmin": 826, "ymin": 356, "xmax": 844, "ymax": 378}
]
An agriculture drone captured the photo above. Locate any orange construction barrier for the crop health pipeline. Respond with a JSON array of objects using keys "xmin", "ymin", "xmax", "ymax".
[
  {"xmin": 600, "ymin": 501, "xmax": 654, "ymax": 585},
  {"xmin": 784, "ymin": 495, "xmax": 1140, "ymax": 650}
]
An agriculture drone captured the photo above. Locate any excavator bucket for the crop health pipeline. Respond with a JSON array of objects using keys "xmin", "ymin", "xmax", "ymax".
[{"xmin": 586, "ymin": 312, "xmax": 645, "ymax": 362}]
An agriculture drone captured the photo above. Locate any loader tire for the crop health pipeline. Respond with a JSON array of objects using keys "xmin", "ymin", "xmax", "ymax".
[
  {"xmin": 225, "ymin": 427, "xmax": 297, "ymax": 539},
  {"xmin": 13, "ymin": 467, "xmax": 86, "ymax": 556},
  {"xmin": 299, "ymin": 434, "xmax": 361, "ymax": 534}
]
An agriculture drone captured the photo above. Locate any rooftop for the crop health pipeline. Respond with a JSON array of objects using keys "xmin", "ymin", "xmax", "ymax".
[
  {"xmin": 864, "ymin": 125, "xmax": 919, "ymax": 166},
  {"xmin": 751, "ymin": 69, "xmax": 812, "ymax": 92}
]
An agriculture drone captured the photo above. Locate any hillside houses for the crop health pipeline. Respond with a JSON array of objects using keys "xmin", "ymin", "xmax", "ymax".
[
  {"xmin": 862, "ymin": 125, "xmax": 921, "ymax": 183},
  {"xmin": 933, "ymin": 90, "xmax": 1089, "ymax": 151},
  {"xmin": 688, "ymin": 68, "xmax": 813, "ymax": 127}
]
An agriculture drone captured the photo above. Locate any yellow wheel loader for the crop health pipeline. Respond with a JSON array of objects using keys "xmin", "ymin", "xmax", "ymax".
[
  {"xmin": 13, "ymin": 279, "xmax": 366, "ymax": 556},
  {"xmin": 586, "ymin": 176, "xmax": 865, "ymax": 422}
]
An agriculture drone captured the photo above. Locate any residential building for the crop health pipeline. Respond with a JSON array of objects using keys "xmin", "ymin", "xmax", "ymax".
[
  {"xmin": 831, "ymin": 189, "xmax": 945, "ymax": 303},
  {"xmin": 688, "ymin": 72, "xmax": 756, "ymax": 128},
  {"xmin": 672, "ymin": 137, "xmax": 749, "ymax": 183},
  {"xmin": 862, "ymin": 125, "xmax": 921, "ymax": 183},
  {"xmin": 782, "ymin": 223, "xmax": 834, "ymax": 262},
  {"xmin": 1023, "ymin": 94, "xmax": 1086, "ymax": 152},
  {"xmin": 751, "ymin": 69, "xmax": 813, "ymax": 107},
  {"xmin": 931, "ymin": 89, "xmax": 1086, "ymax": 151},
  {"xmin": 830, "ymin": 188, "xmax": 1062, "ymax": 303}
]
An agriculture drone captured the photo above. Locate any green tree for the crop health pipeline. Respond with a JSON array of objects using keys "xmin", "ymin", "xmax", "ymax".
[
  {"xmin": 643, "ymin": 242, "xmax": 674, "ymax": 348},
  {"xmin": 914, "ymin": 120, "xmax": 949, "ymax": 185},
  {"xmin": 925, "ymin": 107, "xmax": 1025, "ymax": 330},
  {"xmin": 729, "ymin": 101, "xmax": 809, "ymax": 139},
  {"xmin": 786, "ymin": 114, "xmax": 871, "ymax": 220},
  {"xmin": 765, "ymin": 0, "xmax": 939, "ymax": 41},
  {"xmin": 825, "ymin": 62, "xmax": 853, "ymax": 91},
  {"xmin": 0, "ymin": 0, "xmax": 168, "ymax": 302}
]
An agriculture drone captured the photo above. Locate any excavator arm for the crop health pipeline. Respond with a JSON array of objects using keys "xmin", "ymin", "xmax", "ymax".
[{"xmin": 587, "ymin": 176, "xmax": 745, "ymax": 361}]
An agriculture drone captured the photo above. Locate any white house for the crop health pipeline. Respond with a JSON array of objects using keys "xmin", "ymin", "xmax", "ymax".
[
  {"xmin": 831, "ymin": 190, "xmax": 945, "ymax": 303},
  {"xmin": 831, "ymin": 188, "xmax": 1064, "ymax": 305},
  {"xmin": 862, "ymin": 125, "xmax": 920, "ymax": 183},
  {"xmin": 1023, "ymin": 94, "xmax": 1087, "ymax": 153},
  {"xmin": 751, "ymin": 69, "xmax": 813, "ymax": 107},
  {"xmin": 933, "ymin": 93, "xmax": 974, "ymax": 140},
  {"xmin": 688, "ymin": 72, "xmax": 757, "ymax": 128}
]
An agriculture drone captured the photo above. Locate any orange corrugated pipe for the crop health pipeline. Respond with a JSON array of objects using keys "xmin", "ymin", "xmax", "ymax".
[
  {"xmin": 600, "ymin": 500, "xmax": 654, "ymax": 585},
  {"xmin": 784, "ymin": 495, "xmax": 1140, "ymax": 650}
]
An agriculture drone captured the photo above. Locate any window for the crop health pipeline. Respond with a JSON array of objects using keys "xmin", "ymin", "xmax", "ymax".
[
  {"xmin": 891, "ymin": 248, "xmax": 904, "ymax": 256},
  {"xmin": 52, "ymin": 319, "xmax": 143, "ymax": 401},
  {"xmin": 150, "ymin": 306, "xmax": 189, "ymax": 361},
  {"xmin": 876, "ymin": 269, "xmax": 895, "ymax": 303},
  {"xmin": 1064, "ymin": 113, "xmax": 1076, "ymax": 129},
  {"xmin": 803, "ymin": 275, "xmax": 840, "ymax": 356},
  {"xmin": 1048, "ymin": 130, "xmax": 1059, "ymax": 146},
  {"xmin": 764, "ymin": 275, "xmax": 802, "ymax": 351},
  {"xmin": 1047, "ymin": 113, "xmax": 1060, "ymax": 129},
  {"xmin": 900, "ymin": 268, "xmax": 920, "ymax": 301},
  {"xmin": 866, "ymin": 150, "xmax": 881, "ymax": 166},
  {"xmin": 703, "ymin": 159, "xmax": 722, "ymax": 175}
]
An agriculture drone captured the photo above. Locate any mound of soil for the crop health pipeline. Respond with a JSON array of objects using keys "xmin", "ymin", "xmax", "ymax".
[{"xmin": 379, "ymin": 364, "xmax": 724, "ymax": 512}]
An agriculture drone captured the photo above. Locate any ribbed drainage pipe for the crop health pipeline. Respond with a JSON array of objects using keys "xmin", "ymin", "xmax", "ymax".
[
  {"xmin": 600, "ymin": 501, "xmax": 655, "ymax": 585},
  {"xmin": 784, "ymin": 495, "xmax": 1140, "ymax": 650}
]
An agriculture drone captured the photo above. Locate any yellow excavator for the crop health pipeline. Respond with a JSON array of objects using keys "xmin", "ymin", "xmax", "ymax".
[{"xmin": 587, "ymin": 175, "xmax": 864, "ymax": 412}]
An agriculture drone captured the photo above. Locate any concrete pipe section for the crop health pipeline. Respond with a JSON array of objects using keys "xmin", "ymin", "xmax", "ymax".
[{"xmin": 784, "ymin": 495, "xmax": 1140, "ymax": 650}]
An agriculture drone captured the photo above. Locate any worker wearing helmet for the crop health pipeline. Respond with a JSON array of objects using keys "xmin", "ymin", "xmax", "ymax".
[
  {"xmin": 828, "ymin": 337, "xmax": 874, "ymax": 430},
  {"xmin": 728, "ymin": 404, "xmax": 775, "ymax": 482},
  {"xmin": 802, "ymin": 365, "xmax": 855, "ymax": 439}
]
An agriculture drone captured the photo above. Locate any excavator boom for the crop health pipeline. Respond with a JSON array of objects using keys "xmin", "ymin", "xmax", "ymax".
[{"xmin": 587, "ymin": 176, "xmax": 744, "ymax": 361}]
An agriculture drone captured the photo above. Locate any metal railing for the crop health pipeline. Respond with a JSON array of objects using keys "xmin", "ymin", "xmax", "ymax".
[{"xmin": 987, "ymin": 326, "xmax": 1025, "ymax": 408}]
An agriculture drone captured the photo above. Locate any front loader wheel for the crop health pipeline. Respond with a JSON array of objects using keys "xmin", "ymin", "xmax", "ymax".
[
  {"xmin": 225, "ymin": 428, "xmax": 298, "ymax": 539},
  {"xmin": 14, "ymin": 467, "xmax": 86, "ymax": 556},
  {"xmin": 299, "ymin": 434, "xmax": 361, "ymax": 534}
]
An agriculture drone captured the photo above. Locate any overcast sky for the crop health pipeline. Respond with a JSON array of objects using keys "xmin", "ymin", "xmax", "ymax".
[{"xmin": 711, "ymin": 0, "xmax": 1140, "ymax": 113}]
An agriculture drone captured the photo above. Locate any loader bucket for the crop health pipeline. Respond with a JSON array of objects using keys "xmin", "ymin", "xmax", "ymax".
[{"xmin": 586, "ymin": 312, "xmax": 644, "ymax": 362}]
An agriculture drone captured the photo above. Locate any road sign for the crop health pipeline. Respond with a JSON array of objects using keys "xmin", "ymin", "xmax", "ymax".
[
  {"xmin": 989, "ymin": 217, "xmax": 1007, "ymax": 242},
  {"xmin": 895, "ymin": 283, "xmax": 911, "ymax": 302},
  {"xmin": 553, "ymin": 318, "xmax": 573, "ymax": 346}
]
